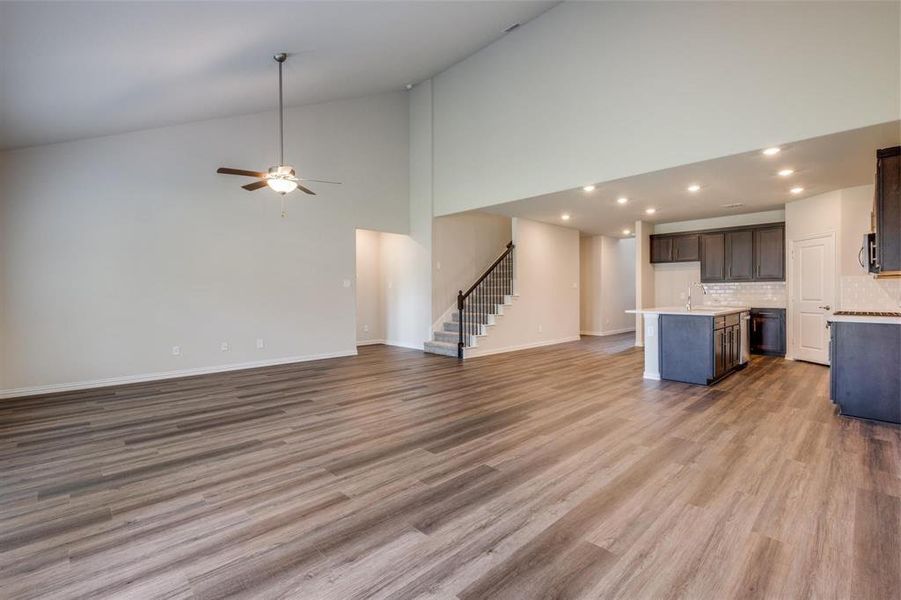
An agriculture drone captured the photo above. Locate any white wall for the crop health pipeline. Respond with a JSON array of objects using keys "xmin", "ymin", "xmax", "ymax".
[
  {"xmin": 580, "ymin": 235, "xmax": 635, "ymax": 335},
  {"xmin": 654, "ymin": 210, "xmax": 786, "ymax": 235},
  {"xmin": 380, "ymin": 81, "xmax": 434, "ymax": 350},
  {"xmin": 634, "ymin": 221, "xmax": 655, "ymax": 346},
  {"xmin": 432, "ymin": 212, "xmax": 511, "ymax": 322},
  {"xmin": 836, "ymin": 184, "xmax": 900, "ymax": 311},
  {"xmin": 355, "ymin": 229, "xmax": 384, "ymax": 344},
  {"xmin": 431, "ymin": 1, "xmax": 900, "ymax": 215},
  {"xmin": 0, "ymin": 92, "xmax": 410, "ymax": 394},
  {"xmin": 471, "ymin": 217, "xmax": 580, "ymax": 355}
]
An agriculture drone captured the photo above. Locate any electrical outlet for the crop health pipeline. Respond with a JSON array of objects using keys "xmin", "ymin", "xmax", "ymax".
[
  {"xmin": 220, "ymin": 342, "xmax": 229, "ymax": 352},
  {"xmin": 256, "ymin": 338, "xmax": 264, "ymax": 350},
  {"xmin": 171, "ymin": 346, "xmax": 181, "ymax": 356},
  {"xmin": 436, "ymin": 261, "xmax": 441, "ymax": 270},
  {"xmin": 363, "ymin": 324, "xmax": 369, "ymax": 333},
  {"xmin": 538, "ymin": 324, "xmax": 543, "ymax": 333},
  {"xmin": 342, "ymin": 279, "xmax": 351, "ymax": 288}
]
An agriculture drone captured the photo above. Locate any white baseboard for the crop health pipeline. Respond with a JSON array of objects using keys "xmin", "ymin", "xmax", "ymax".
[
  {"xmin": 0, "ymin": 349, "xmax": 358, "ymax": 400},
  {"xmin": 356, "ymin": 339, "xmax": 386, "ymax": 346},
  {"xmin": 466, "ymin": 335, "xmax": 581, "ymax": 358},
  {"xmin": 384, "ymin": 340, "xmax": 424, "ymax": 350},
  {"xmin": 580, "ymin": 328, "xmax": 636, "ymax": 336}
]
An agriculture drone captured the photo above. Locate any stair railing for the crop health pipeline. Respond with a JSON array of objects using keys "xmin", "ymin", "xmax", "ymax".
[{"xmin": 456, "ymin": 242, "xmax": 515, "ymax": 359}]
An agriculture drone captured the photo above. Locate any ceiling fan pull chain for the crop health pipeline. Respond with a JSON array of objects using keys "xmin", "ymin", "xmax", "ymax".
[{"xmin": 281, "ymin": 194, "xmax": 286, "ymax": 218}]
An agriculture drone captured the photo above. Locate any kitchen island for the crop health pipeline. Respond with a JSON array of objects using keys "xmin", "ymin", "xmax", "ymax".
[
  {"xmin": 628, "ymin": 306, "xmax": 750, "ymax": 384},
  {"xmin": 828, "ymin": 312, "xmax": 901, "ymax": 424}
]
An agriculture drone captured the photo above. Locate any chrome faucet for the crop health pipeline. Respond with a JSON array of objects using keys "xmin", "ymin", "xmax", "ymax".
[{"xmin": 686, "ymin": 282, "xmax": 708, "ymax": 311}]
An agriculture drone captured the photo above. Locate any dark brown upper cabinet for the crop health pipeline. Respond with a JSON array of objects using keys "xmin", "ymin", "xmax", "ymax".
[
  {"xmin": 725, "ymin": 230, "xmax": 754, "ymax": 281},
  {"xmin": 753, "ymin": 225, "xmax": 785, "ymax": 281},
  {"xmin": 876, "ymin": 146, "xmax": 900, "ymax": 274},
  {"xmin": 652, "ymin": 223, "xmax": 785, "ymax": 283},
  {"xmin": 700, "ymin": 232, "xmax": 725, "ymax": 281},
  {"xmin": 650, "ymin": 233, "xmax": 698, "ymax": 263},
  {"xmin": 672, "ymin": 234, "xmax": 699, "ymax": 262},
  {"xmin": 650, "ymin": 236, "xmax": 674, "ymax": 263}
]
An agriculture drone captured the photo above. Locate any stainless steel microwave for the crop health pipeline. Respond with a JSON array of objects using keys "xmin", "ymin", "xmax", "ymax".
[{"xmin": 861, "ymin": 233, "xmax": 878, "ymax": 273}]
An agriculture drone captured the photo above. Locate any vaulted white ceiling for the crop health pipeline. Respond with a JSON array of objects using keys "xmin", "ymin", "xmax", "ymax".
[{"xmin": 0, "ymin": 1, "xmax": 557, "ymax": 150}]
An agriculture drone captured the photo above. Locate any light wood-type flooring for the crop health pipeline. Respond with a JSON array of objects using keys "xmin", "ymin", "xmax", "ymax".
[{"xmin": 1, "ymin": 334, "xmax": 899, "ymax": 599}]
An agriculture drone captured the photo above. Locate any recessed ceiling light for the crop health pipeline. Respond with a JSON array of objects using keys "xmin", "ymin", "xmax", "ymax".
[
  {"xmin": 778, "ymin": 168, "xmax": 794, "ymax": 177},
  {"xmin": 762, "ymin": 147, "xmax": 781, "ymax": 156},
  {"xmin": 622, "ymin": 229, "xmax": 631, "ymax": 235},
  {"xmin": 645, "ymin": 208, "xmax": 656, "ymax": 214},
  {"xmin": 561, "ymin": 213, "xmax": 571, "ymax": 221},
  {"xmin": 617, "ymin": 197, "xmax": 628, "ymax": 204},
  {"xmin": 582, "ymin": 185, "xmax": 596, "ymax": 192},
  {"xmin": 790, "ymin": 186, "xmax": 804, "ymax": 194},
  {"xmin": 687, "ymin": 184, "xmax": 701, "ymax": 192}
]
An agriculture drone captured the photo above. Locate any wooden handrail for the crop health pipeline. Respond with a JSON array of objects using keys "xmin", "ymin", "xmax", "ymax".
[{"xmin": 459, "ymin": 242, "xmax": 514, "ymax": 304}]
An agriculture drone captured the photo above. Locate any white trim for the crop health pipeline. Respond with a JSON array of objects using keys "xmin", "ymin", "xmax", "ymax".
[
  {"xmin": 580, "ymin": 328, "xmax": 636, "ymax": 336},
  {"xmin": 642, "ymin": 372, "xmax": 662, "ymax": 380},
  {"xmin": 465, "ymin": 335, "xmax": 581, "ymax": 358},
  {"xmin": 356, "ymin": 339, "xmax": 387, "ymax": 346},
  {"xmin": 0, "ymin": 350, "xmax": 358, "ymax": 400},
  {"xmin": 384, "ymin": 340, "xmax": 424, "ymax": 350}
]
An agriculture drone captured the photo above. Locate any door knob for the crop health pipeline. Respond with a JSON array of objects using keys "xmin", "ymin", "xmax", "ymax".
[{"xmin": 818, "ymin": 305, "xmax": 831, "ymax": 311}]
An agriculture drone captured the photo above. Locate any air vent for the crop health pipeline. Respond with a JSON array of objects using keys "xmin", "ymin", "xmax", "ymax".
[
  {"xmin": 722, "ymin": 202, "xmax": 744, "ymax": 208},
  {"xmin": 504, "ymin": 23, "xmax": 521, "ymax": 33}
]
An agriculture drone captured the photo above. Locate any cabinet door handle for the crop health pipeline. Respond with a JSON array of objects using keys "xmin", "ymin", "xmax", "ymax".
[{"xmin": 818, "ymin": 305, "xmax": 831, "ymax": 311}]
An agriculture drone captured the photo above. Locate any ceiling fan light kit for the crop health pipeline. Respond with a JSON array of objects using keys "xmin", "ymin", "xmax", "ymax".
[{"xmin": 217, "ymin": 52, "xmax": 340, "ymax": 216}]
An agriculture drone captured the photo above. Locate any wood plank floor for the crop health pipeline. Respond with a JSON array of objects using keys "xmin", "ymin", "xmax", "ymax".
[{"xmin": 1, "ymin": 334, "xmax": 899, "ymax": 599}]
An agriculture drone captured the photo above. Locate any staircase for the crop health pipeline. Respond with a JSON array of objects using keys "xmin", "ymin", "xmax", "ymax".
[{"xmin": 424, "ymin": 242, "xmax": 515, "ymax": 358}]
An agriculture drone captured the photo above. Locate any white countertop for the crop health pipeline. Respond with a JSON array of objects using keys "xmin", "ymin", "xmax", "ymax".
[
  {"xmin": 828, "ymin": 314, "xmax": 901, "ymax": 325},
  {"xmin": 626, "ymin": 306, "xmax": 750, "ymax": 317}
]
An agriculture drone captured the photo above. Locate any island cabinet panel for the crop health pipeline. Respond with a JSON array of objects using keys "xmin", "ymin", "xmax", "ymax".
[
  {"xmin": 830, "ymin": 321, "xmax": 900, "ymax": 424},
  {"xmin": 659, "ymin": 315, "xmax": 714, "ymax": 385},
  {"xmin": 651, "ymin": 236, "xmax": 674, "ymax": 263},
  {"xmin": 725, "ymin": 230, "xmax": 754, "ymax": 281},
  {"xmin": 700, "ymin": 233, "xmax": 726, "ymax": 282},
  {"xmin": 876, "ymin": 146, "xmax": 900, "ymax": 274},
  {"xmin": 672, "ymin": 234, "xmax": 699, "ymax": 261},
  {"xmin": 753, "ymin": 226, "xmax": 785, "ymax": 280}
]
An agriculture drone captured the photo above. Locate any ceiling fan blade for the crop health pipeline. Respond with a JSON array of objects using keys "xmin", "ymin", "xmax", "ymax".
[
  {"xmin": 296, "ymin": 184, "xmax": 317, "ymax": 195},
  {"xmin": 242, "ymin": 180, "xmax": 269, "ymax": 191},
  {"xmin": 298, "ymin": 178, "xmax": 341, "ymax": 185},
  {"xmin": 218, "ymin": 167, "xmax": 267, "ymax": 178}
]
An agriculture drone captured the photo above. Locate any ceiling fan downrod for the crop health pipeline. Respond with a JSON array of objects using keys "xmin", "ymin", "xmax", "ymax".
[{"xmin": 274, "ymin": 52, "xmax": 287, "ymax": 168}]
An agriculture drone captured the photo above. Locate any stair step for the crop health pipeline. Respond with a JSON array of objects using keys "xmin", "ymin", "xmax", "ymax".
[
  {"xmin": 451, "ymin": 312, "xmax": 497, "ymax": 324},
  {"xmin": 443, "ymin": 321, "xmax": 487, "ymax": 335},
  {"xmin": 424, "ymin": 340, "xmax": 461, "ymax": 358},
  {"xmin": 434, "ymin": 330, "xmax": 478, "ymax": 345}
]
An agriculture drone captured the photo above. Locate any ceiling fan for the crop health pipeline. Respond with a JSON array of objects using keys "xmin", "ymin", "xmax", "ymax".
[{"xmin": 217, "ymin": 53, "xmax": 340, "ymax": 198}]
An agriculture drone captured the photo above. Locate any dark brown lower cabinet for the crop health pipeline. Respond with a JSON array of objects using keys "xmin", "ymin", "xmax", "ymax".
[{"xmin": 750, "ymin": 308, "xmax": 785, "ymax": 356}]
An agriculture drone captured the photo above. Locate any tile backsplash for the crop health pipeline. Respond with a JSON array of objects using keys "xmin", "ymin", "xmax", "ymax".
[
  {"xmin": 840, "ymin": 275, "xmax": 901, "ymax": 311},
  {"xmin": 700, "ymin": 282, "xmax": 787, "ymax": 309}
]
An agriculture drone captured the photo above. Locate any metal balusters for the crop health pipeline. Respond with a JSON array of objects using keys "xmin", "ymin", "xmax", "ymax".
[{"xmin": 454, "ymin": 241, "xmax": 515, "ymax": 360}]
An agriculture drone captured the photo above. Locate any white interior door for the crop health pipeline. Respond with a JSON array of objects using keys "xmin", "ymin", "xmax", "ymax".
[{"xmin": 791, "ymin": 233, "xmax": 835, "ymax": 365}]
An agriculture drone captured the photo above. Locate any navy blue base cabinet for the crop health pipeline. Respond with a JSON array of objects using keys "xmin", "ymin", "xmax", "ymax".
[
  {"xmin": 830, "ymin": 322, "xmax": 900, "ymax": 424},
  {"xmin": 659, "ymin": 313, "xmax": 745, "ymax": 386}
]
